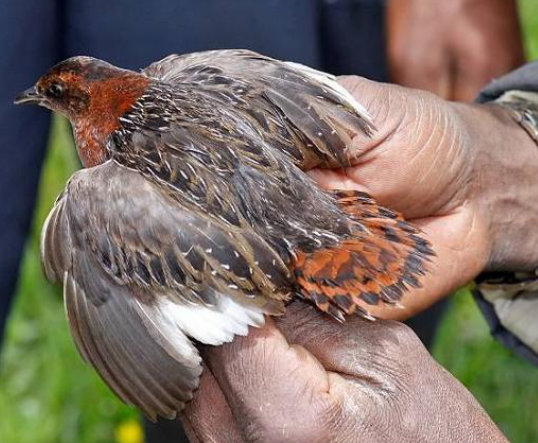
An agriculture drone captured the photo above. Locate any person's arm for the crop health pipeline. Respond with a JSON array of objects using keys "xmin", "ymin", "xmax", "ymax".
[
  {"xmin": 472, "ymin": 62, "xmax": 538, "ymax": 366},
  {"xmin": 386, "ymin": 0, "xmax": 525, "ymax": 101}
]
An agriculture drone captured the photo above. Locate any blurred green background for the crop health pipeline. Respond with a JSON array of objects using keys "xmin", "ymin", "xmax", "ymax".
[{"xmin": 1, "ymin": 3, "xmax": 538, "ymax": 443}]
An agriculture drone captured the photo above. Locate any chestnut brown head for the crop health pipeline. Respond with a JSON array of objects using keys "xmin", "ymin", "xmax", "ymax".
[
  {"xmin": 14, "ymin": 56, "xmax": 150, "ymax": 167},
  {"xmin": 14, "ymin": 56, "xmax": 133, "ymax": 118}
]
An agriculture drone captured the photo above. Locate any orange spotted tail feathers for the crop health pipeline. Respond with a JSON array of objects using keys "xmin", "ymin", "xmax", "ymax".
[{"xmin": 292, "ymin": 190, "xmax": 434, "ymax": 321}]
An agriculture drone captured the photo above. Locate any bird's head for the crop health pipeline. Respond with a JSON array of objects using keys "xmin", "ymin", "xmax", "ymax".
[
  {"xmin": 14, "ymin": 56, "xmax": 149, "ymax": 167},
  {"xmin": 14, "ymin": 56, "xmax": 147, "ymax": 118}
]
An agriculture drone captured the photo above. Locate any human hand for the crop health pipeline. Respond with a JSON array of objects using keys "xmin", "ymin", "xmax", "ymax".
[
  {"xmin": 180, "ymin": 302, "xmax": 507, "ymax": 443},
  {"xmin": 308, "ymin": 76, "xmax": 538, "ymax": 320},
  {"xmin": 386, "ymin": 0, "xmax": 524, "ymax": 101}
]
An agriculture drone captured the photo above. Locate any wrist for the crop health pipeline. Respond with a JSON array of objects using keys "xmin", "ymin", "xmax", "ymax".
[{"xmin": 453, "ymin": 101, "xmax": 538, "ymax": 272}]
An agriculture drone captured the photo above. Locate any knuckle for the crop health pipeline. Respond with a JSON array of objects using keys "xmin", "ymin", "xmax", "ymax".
[
  {"xmin": 381, "ymin": 321, "xmax": 426, "ymax": 361},
  {"xmin": 337, "ymin": 75, "xmax": 365, "ymax": 98}
]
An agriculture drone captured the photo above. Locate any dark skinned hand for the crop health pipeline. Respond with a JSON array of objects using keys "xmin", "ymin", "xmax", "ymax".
[
  {"xmin": 181, "ymin": 302, "xmax": 507, "ymax": 443},
  {"xmin": 386, "ymin": 0, "xmax": 525, "ymax": 101},
  {"xmin": 180, "ymin": 77, "xmax": 538, "ymax": 441},
  {"xmin": 309, "ymin": 76, "xmax": 538, "ymax": 320}
]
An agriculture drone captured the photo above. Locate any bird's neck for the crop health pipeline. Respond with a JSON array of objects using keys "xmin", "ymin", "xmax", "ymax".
[{"xmin": 72, "ymin": 74, "xmax": 150, "ymax": 167}]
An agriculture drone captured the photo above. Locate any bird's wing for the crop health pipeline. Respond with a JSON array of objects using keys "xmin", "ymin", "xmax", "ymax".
[
  {"xmin": 142, "ymin": 49, "xmax": 374, "ymax": 168},
  {"xmin": 114, "ymin": 126, "xmax": 433, "ymax": 322},
  {"xmin": 41, "ymin": 161, "xmax": 289, "ymax": 420}
]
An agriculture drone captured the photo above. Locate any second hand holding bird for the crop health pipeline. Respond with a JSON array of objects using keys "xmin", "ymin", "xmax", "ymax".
[
  {"xmin": 183, "ymin": 302, "xmax": 508, "ymax": 443},
  {"xmin": 309, "ymin": 75, "xmax": 538, "ymax": 320}
]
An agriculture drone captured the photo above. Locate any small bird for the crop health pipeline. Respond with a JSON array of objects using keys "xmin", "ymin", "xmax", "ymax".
[{"xmin": 15, "ymin": 50, "xmax": 432, "ymax": 420}]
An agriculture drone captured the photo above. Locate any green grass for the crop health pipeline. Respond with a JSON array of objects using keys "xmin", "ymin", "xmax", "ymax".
[
  {"xmin": 1, "ymin": 4, "xmax": 538, "ymax": 442},
  {"xmin": 0, "ymin": 119, "xmax": 140, "ymax": 443}
]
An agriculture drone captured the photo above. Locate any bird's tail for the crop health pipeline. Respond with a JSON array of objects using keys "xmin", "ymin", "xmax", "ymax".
[{"xmin": 291, "ymin": 190, "xmax": 434, "ymax": 321}]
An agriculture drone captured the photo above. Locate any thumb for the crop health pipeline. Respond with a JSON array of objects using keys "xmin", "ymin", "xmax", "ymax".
[{"xmin": 200, "ymin": 316, "xmax": 335, "ymax": 442}]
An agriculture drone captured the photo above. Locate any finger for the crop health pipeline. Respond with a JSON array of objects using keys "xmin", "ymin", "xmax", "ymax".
[
  {"xmin": 385, "ymin": 5, "xmax": 452, "ymax": 101},
  {"xmin": 335, "ymin": 76, "xmax": 470, "ymax": 219},
  {"xmin": 451, "ymin": 55, "xmax": 521, "ymax": 102},
  {"xmin": 180, "ymin": 366, "xmax": 244, "ymax": 443},
  {"xmin": 452, "ymin": 72, "xmax": 489, "ymax": 102},
  {"xmin": 276, "ymin": 304, "xmax": 508, "ymax": 443},
  {"xmin": 306, "ymin": 169, "xmax": 369, "ymax": 193},
  {"xmin": 337, "ymin": 75, "xmax": 395, "ymax": 129},
  {"xmin": 390, "ymin": 52, "xmax": 452, "ymax": 99},
  {"xmin": 201, "ymin": 319, "xmax": 335, "ymax": 443},
  {"xmin": 403, "ymin": 63, "xmax": 451, "ymax": 99},
  {"xmin": 336, "ymin": 75, "xmax": 395, "ymax": 153},
  {"xmin": 274, "ymin": 301, "xmax": 427, "ymax": 385},
  {"xmin": 340, "ymin": 97, "xmax": 471, "ymax": 219},
  {"xmin": 449, "ymin": 1, "xmax": 525, "ymax": 102},
  {"xmin": 451, "ymin": 54, "xmax": 499, "ymax": 102},
  {"xmin": 336, "ymin": 76, "xmax": 421, "ymax": 164}
]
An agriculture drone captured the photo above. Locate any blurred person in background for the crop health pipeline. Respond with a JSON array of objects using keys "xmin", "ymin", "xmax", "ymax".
[
  {"xmin": 386, "ymin": 0, "xmax": 524, "ymax": 101},
  {"xmin": 0, "ymin": 0, "xmax": 524, "ymax": 442}
]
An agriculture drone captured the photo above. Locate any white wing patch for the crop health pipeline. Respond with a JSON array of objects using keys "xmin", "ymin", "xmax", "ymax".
[{"xmin": 157, "ymin": 295, "xmax": 266, "ymax": 346}]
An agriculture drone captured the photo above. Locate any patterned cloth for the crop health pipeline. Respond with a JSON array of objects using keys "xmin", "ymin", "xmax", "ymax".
[{"xmin": 475, "ymin": 61, "xmax": 538, "ymax": 365}]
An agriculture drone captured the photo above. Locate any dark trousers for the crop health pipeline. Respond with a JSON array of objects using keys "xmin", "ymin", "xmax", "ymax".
[{"xmin": 0, "ymin": 1, "xmax": 440, "ymax": 442}]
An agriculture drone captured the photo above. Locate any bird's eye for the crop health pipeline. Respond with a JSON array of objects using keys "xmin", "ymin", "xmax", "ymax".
[{"xmin": 47, "ymin": 82, "xmax": 65, "ymax": 99}]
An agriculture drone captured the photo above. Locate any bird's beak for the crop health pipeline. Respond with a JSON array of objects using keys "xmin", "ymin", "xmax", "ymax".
[{"xmin": 14, "ymin": 86, "xmax": 42, "ymax": 105}]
